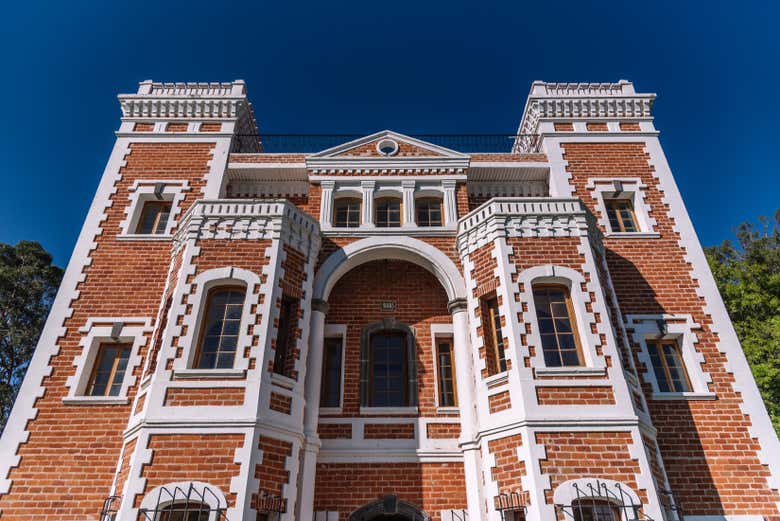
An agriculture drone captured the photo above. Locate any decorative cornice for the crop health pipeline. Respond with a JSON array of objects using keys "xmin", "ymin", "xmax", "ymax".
[
  {"xmin": 457, "ymin": 197, "xmax": 588, "ymax": 256},
  {"xmin": 118, "ymin": 80, "xmax": 251, "ymax": 119}
]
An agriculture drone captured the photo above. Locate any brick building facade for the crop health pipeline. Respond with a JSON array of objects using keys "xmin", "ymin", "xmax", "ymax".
[{"xmin": 0, "ymin": 80, "xmax": 778, "ymax": 521}]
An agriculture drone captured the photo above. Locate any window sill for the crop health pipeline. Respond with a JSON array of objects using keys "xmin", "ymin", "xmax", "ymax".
[
  {"xmin": 359, "ymin": 406, "xmax": 418, "ymax": 415},
  {"xmin": 173, "ymin": 368, "xmax": 245, "ymax": 379},
  {"xmin": 63, "ymin": 396, "xmax": 129, "ymax": 405},
  {"xmin": 534, "ymin": 366, "xmax": 607, "ymax": 377},
  {"xmin": 436, "ymin": 406, "xmax": 460, "ymax": 415},
  {"xmin": 271, "ymin": 372, "xmax": 297, "ymax": 389},
  {"xmin": 319, "ymin": 407, "xmax": 343, "ymax": 415},
  {"xmin": 484, "ymin": 371, "xmax": 510, "ymax": 388},
  {"xmin": 116, "ymin": 234, "xmax": 174, "ymax": 241},
  {"xmin": 651, "ymin": 391, "xmax": 717, "ymax": 401},
  {"xmin": 604, "ymin": 232, "xmax": 660, "ymax": 239}
]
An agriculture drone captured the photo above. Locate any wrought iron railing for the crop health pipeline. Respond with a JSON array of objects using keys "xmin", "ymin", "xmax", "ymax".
[
  {"xmin": 554, "ymin": 479, "xmax": 683, "ymax": 521},
  {"xmin": 232, "ymin": 134, "xmax": 542, "ymax": 154}
]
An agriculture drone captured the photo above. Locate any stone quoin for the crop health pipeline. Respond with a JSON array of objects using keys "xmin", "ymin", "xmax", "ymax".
[{"xmin": 0, "ymin": 80, "xmax": 778, "ymax": 521}]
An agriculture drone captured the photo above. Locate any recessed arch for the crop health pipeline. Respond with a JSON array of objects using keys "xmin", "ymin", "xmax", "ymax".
[
  {"xmin": 348, "ymin": 495, "xmax": 430, "ymax": 521},
  {"xmin": 314, "ymin": 236, "xmax": 466, "ymax": 302}
]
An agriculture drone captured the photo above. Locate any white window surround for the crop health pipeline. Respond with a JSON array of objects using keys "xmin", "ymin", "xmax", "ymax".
[
  {"xmin": 517, "ymin": 265, "xmax": 605, "ymax": 372},
  {"xmin": 118, "ymin": 179, "xmax": 190, "ymax": 238},
  {"xmin": 318, "ymin": 179, "xmax": 458, "ymax": 234},
  {"xmin": 552, "ymin": 478, "xmax": 641, "ymax": 521},
  {"xmin": 172, "ymin": 267, "xmax": 261, "ymax": 375},
  {"xmin": 430, "ymin": 323, "xmax": 458, "ymax": 413},
  {"xmin": 314, "ymin": 512, "xmax": 339, "ymax": 521},
  {"xmin": 587, "ymin": 177, "xmax": 659, "ymax": 238},
  {"xmin": 63, "ymin": 317, "xmax": 152, "ymax": 404},
  {"xmin": 139, "ymin": 481, "xmax": 227, "ymax": 521},
  {"xmin": 319, "ymin": 324, "xmax": 347, "ymax": 415},
  {"xmin": 626, "ymin": 314, "xmax": 715, "ymax": 400}
]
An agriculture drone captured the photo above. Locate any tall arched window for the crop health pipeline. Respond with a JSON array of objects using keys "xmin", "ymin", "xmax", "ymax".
[
  {"xmin": 194, "ymin": 286, "xmax": 246, "ymax": 369},
  {"xmin": 360, "ymin": 320, "xmax": 417, "ymax": 408},
  {"xmin": 532, "ymin": 284, "xmax": 583, "ymax": 367},
  {"xmin": 375, "ymin": 197, "xmax": 402, "ymax": 227}
]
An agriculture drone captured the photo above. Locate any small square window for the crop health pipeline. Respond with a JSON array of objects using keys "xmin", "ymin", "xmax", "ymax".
[
  {"xmin": 375, "ymin": 198, "xmax": 402, "ymax": 228},
  {"xmin": 86, "ymin": 343, "xmax": 132, "ymax": 396},
  {"xmin": 647, "ymin": 338, "xmax": 691, "ymax": 392},
  {"xmin": 136, "ymin": 200, "xmax": 172, "ymax": 234},
  {"xmin": 333, "ymin": 198, "xmax": 361, "ymax": 227},
  {"xmin": 416, "ymin": 198, "xmax": 443, "ymax": 227},
  {"xmin": 604, "ymin": 197, "xmax": 638, "ymax": 233}
]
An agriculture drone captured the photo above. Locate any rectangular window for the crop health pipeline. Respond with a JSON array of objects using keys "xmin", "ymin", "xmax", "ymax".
[
  {"xmin": 368, "ymin": 331, "xmax": 408, "ymax": 407},
  {"xmin": 416, "ymin": 198, "xmax": 443, "ymax": 227},
  {"xmin": 436, "ymin": 338, "xmax": 457, "ymax": 407},
  {"xmin": 483, "ymin": 297, "xmax": 507, "ymax": 374},
  {"xmin": 647, "ymin": 338, "xmax": 691, "ymax": 392},
  {"xmin": 87, "ymin": 343, "xmax": 131, "ymax": 396},
  {"xmin": 320, "ymin": 337, "xmax": 343, "ymax": 408},
  {"xmin": 195, "ymin": 287, "xmax": 245, "ymax": 369},
  {"xmin": 605, "ymin": 198, "xmax": 638, "ymax": 232},
  {"xmin": 533, "ymin": 285, "xmax": 583, "ymax": 367},
  {"xmin": 375, "ymin": 198, "xmax": 402, "ymax": 227},
  {"xmin": 136, "ymin": 200, "xmax": 172, "ymax": 234},
  {"xmin": 273, "ymin": 296, "xmax": 299, "ymax": 376},
  {"xmin": 333, "ymin": 198, "xmax": 361, "ymax": 227}
]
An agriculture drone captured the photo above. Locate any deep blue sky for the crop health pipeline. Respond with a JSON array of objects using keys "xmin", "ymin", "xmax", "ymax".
[{"xmin": 1, "ymin": 1, "xmax": 777, "ymax": 266}]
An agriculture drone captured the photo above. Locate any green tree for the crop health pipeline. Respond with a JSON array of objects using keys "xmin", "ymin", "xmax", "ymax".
[
  {"xmin": 0, "ymin": 241, "xmax": 63, "ymax": 432},
  {"xmin": 706, "ymin": 210, "xmax": 780, "ymax": 434}
]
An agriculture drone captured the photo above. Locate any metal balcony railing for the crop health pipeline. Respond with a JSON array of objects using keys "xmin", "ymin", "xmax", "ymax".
[{"xmin": 232, "ymin": 134, "xmax": 542, "ymax": 154}]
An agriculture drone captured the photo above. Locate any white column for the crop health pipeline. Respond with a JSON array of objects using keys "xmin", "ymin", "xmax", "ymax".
[
  {"xmin": 319, "ymin": 181, "xmax": 335, "ymax": 227},
  {"xmin": 361, "ymin": 180, "xmax": 375, "ymax": 227},
  {"xmin": 449, "ymin": 298, "xmax": 485, "ymax": 521},
  {"xmin": 402, "ymin": 180, "xmax": 417, "ymax": 227},
  {"xmin": 298, "ymin": 299, "xmax": 328, "ymax": 521},
  {"xmin": 442, "ymin": 179, "xmax": 458, "ymax": 226}
]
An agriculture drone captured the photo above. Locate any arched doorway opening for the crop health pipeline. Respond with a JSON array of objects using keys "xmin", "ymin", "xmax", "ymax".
[{"xmin": 348, "ymin": 495, "xmax": 430, "ymax": 521}]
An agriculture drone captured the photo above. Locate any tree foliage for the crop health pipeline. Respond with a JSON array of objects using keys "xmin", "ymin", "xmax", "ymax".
[
  {"xmin": 0, "ymin": 241, "xmax": 63, "ymax": 432},
  {"xmin": 706, "ymin": 210, "xmax": 780, "ymax": 434}
]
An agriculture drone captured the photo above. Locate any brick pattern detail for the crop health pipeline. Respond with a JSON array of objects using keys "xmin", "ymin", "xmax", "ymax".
[
  {"xmin": 134, "ymin": 122, "xmax": 154, "ymax": 132},
  {"xmin": 252, "ymin": 436, "xmax": 293, "ymax": 512},
  {"xmin": 200, "ymin": 122, "xmax": 222, "ymax": 132},
  {"xmin": 535, "ymin": 386, "xmax": 615, "ymax": 405},
  {"xmin": 166, "ymin": 122, "xmax": 188, "ymax": 132},
  {"xmin": 134, "ymin": 392, "xmax": 146, "ymax": 415},
  {"xmin": 554, "ymin": 122, "xmax": 574, "ymax": 131},
  {"xmin": 269, "ymin": 392, "xmax": 292, "ymax": 414},
  {"xmin": 314, "ymin": 462, "xmax": 467, "ymax": 521},
  {"xmin": 619, "ymin": 122, "xmax": 641, "ymax": 131},
  {"xmin": 363, "ymin": 423, "xmax": 415, "ymax": 439},
  {"xmin": 585, "ymin": 122, "xmax": 608, "ymax": 131},
  {"xmin": 334, "ymin": 139, "xmax": 444, "ymax": 158},
  {"xmin": 326, "ymin": 260, "xmax": 451, "ymax": 417},
  {"xmin": 563, "ymin": 142, "xmax": 780, "ymax": 514},
  {"xmin": 536, "ymin": 431, "xmax": 643, "ymax": 506},
  {"xmin": 137, "ymin": 434, "xmax": 243, "ymax": 508},
  {"xmin": 318, "ymin": 423, "xmax": 353, "ymax": 439},
  {"xmin": 163, "ymin": 387, "xmax": 245, "ymax": 407},
  {"xmin": 426, "ymin": 423, "xmax": 460, "ymax": 439},
  {"xmin": 488, "ymin": 390, "xmax": 511, "ymax": 413},
  {"xmin": 488, "ymin": 434, "xmax": 526, "ymax": 501}
]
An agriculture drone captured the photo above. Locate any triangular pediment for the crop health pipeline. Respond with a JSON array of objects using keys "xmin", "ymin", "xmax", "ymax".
[{"xmin": 309, "ymin": 130, "xmax": 469, "ymax": 159}]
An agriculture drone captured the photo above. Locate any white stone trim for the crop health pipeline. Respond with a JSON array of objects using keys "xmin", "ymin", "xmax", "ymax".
[
  {"xmin": 118, "ymin": 179, "xmax": 190, "ymax": 237},
  {"xmin": 430, "ymin": 323, "xmax": 455, "ymax": 410},
  {"xmin": 626, "ymin": 314, "xmax": 711, "ymax": 395},
  {"xmin": 176, "ymin": 267, "xmax": 262, "ymax": 372},
  {"xmin": 586, "ymin": 177, "xmax": 657, "ymax": 235},
  {"xmin": 64, "ymin": 317, "xmax": 153, "ymax": 399}
]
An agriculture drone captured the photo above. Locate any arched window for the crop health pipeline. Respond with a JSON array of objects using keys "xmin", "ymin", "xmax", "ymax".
[
  {"xmin": 194, "ymin": 286, "xmax": 246, "ymax": 369},
  {"xmin": 158, "ymin": 502, "xmax": 210, "ymax": 521},
  {"xmin": 571, "ymin": 499, "xmax": 620, "ymax": 521},
  {"xmin": 333, "ymin": 197, "xmax": 362, "ymax": 227},
  {"xmin": 532, "ymin": 284, "xmax": 583, "ymax": 367},
  {"xmin": 375, "ymin": 197, "xmax": 402, "ymax": 227},
  {"xmin": 360, "ymin": 321, "xmax": 417, "ymax": 408},
  {"xmin": 416, "ymin": 197, "xmax": 443, "ymax": 227}
]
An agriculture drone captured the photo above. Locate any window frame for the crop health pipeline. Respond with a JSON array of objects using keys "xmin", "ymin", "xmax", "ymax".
[
  {"xmin": 332, "ymin": 197, "xmax": 362, "ymax": 228},
  {"xmin": 571, "ymin": 499, "xmax": 622, "ymax": 521},
  {"xmin": 85, "ymin": 342, "xmax": 132, "ymax": 397},
  {"xmin": 359, "ymin": 320, "xmax": 418, "ymax": 412},
  {"xmin": 435, "ymin": 337, "xmax": 458, "ymax": 408},
  {"xmin": 482, "ymin": 296, "xmax": 508, "ymax": 375},
  {"xmin": 320, "ymin": 336, "xmax": 344, "ymax": 410},
  {"xmin": 646, "ymin": 338, "xmax": 692, "ymax": 393},
  {"xmin": 604, "ymin": 197, "xmax": 638, "ymax": 233},
  {"xmin": 273, "ymin": 295, "xmax": 299, "ymax": 377},
  {"xmin": 374, "ymin": 196, "xmax": 403, "ymax": 228},
  {"xmin": 135, "ymin": 200, "xmax": 173, "ymax": 235},
  {"xmin": 193, "ymin": 285, "xmax": 247, "ymax": 370},
  {"xmin": 415, "ymin": 197, "xmax": 443, "ymax": 227},
  {"xmin": 532, "ymin": 283, "xmax": 585, "ymax": 368}
]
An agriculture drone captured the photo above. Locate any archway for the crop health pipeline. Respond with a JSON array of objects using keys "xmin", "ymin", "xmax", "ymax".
[{"xmin": 348, "ymin": 495, "xmax": 430, "ymax": 521}]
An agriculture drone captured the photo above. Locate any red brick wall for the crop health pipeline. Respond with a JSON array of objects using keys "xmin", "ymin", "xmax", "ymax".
[
  {"xmin": 318, "ymin": 423, "xmax": 352, "ymax": 439},
  {"xmin": 426, "ymin": 423, "xmax": 460, "ymax": 439},
  {"xmin": 562, "ymin": 142, "xmax": 780, "ymax": 514},
  {"xmin": 535, "ymin": 386, "xmax": 615, "ymax": 405},
  {"xmin": 166, "ymin": 122, "xmax": 188, "ymax": 132},
  {"xmin": 252, "ymin": 436, "xmax": 293, "ymax": 511},
  {"xmin": 325, "ymin": 260, "xmax": 451, "ymax": 417},
  {"xmin": 554, "ymin": 122, "xmax": 574, "ymax": 132},
  {"xmin": 488, "ymin": 434, "xmax": 526, "ymax": 503},
  {"xmin": 269, "ymin": 392, "xmax": 292, "ymax": 414},
  {"xmin": 363, "ymin": 423, "xmax": 415, "ymax": 439},
  {"xmin": 314, "ymin": 462, "xmax": 467, "ymax": 521},
  {"xmin": 163, "ymin": 387, "xmax": 245, "ymax": 407},
  {"xmin": 488, "ymin": 391, "xmax": 511, "ymax": 413}
]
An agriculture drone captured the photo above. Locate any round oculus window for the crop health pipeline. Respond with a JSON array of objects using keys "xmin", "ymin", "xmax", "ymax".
[{"xmin": 376, "ymin": 139, "xmax": 399, "ymax": 156}]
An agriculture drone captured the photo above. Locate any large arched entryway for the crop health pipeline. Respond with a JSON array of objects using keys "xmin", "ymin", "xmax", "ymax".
[{"xmin": 348, "ymin": 495, "xmax": 430, "ymax": 521}]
